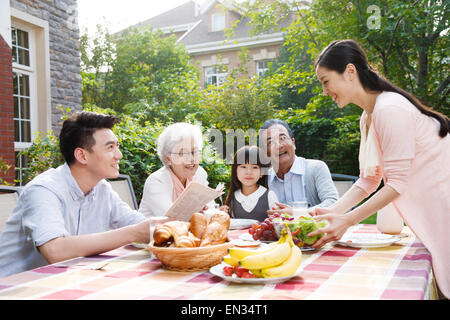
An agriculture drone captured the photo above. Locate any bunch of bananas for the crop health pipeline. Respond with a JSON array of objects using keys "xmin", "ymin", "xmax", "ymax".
[{"xmin": 223, "ymin": 229, "xmax": 302, "ymax": 278}]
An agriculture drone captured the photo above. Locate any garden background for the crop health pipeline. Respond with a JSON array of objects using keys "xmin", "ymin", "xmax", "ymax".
[{"xmin": 17, "ymin": 0, "xmax": 450, "ymax": 224}]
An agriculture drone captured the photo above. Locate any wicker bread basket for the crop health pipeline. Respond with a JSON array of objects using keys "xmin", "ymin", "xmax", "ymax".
[{"xmin": 148, "ymin": 241, "xmax": 234, "ymax": 271}]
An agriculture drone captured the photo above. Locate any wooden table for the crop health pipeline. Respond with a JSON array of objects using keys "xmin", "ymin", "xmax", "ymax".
[{"xmin": 0, "ymin": 224, "xmax": 437, "ymax": 300}]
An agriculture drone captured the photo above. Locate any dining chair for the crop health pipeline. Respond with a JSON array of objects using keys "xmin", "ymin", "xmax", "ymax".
[
  {"xmin": 331, "ymin": 173, "xmax": 358, "ymax": 198},
  {"xmin": 107, "ymin": 174, "xmax": 138, "ymax": 210},
  {"xmin": 0, "ymin": 186, "xmax": 22, "ymax": 235}
]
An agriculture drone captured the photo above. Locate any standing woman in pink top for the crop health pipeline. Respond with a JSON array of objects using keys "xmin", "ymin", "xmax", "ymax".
[{"xmin": 309, "ymin": 39, "xmax": 450, "ymax": 299}]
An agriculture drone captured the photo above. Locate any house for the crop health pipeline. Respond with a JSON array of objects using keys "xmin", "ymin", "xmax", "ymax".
[
  {"xmin": 0, "ymin": 0, "xmax": 82, "ymax": 185},
  {"xmin": 131, "ymin": 0, "xmax": 294, "ymax": 87}
]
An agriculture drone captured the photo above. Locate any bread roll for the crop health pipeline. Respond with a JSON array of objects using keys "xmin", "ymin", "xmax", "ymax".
[
  {"xmin": 189, "ymin": 212, "xmax": 207, "ymax": 239},
  {"xmin": 209, "ymin": 211, "xmax": 230, "ymax": 230},
  {"xmin": 200, "ymin": 221, "xmax": 228, "ymax": 246}
]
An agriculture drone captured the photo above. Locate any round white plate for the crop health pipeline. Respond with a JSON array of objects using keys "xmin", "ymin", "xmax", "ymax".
[
  {"xmin": 229, "ymin": 219, "xmax": 259, "ymax": 230},
  {"xmin": 238, "ymin": 232, "xmax": 273, "ymax": 243},
  {"xmin": 131, "ymin": 242, "xmax": 148, "ymax": 249},
  {"xmin": 335, "ymin": 233, "xmax": 402, "ymax": 248},
  {"xmin": 238, "ymin": 233, "xmax": 315, "ymax": 251},
  {"xmin": 209, "ymin": 263, "xmax": 303, "ymax": 284}
]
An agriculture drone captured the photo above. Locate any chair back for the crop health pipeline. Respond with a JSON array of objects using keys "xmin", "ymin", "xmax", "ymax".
[
  {"xmin": 107, "ymin": 175, "xmax": 138, "ymax": 210},
  {"xmin": 331, "ymin": 173, "xmax": 358, "ymax": 198},
  {"xmin": 333, "ymin": 181, "xmax": 354, "ymax": 198},
  {"xmin": 0, "ymin": 192, "xmax": 19, "ymax": 235}
]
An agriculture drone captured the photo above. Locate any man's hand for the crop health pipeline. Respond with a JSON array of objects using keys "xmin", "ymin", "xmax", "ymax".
[{"xmin": 267, "ymin": 202, "xmax": 292, "ymax": 216}]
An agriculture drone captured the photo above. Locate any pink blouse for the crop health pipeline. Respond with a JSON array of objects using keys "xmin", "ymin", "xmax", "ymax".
[{"xmin": 354, "ymin": 92, "xmax": 450, "ymax": 298}]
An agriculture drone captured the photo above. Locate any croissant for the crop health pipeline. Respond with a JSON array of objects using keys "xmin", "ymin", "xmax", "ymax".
[
  {"xmin": 176, "ymin": 232, "xmax": 201, "ymax": 248},
  {"xmin": 153, "ymin": 221, "xmax": 190, "ymax": 246},
  {"xmin": 189, "ymin": 212, "xmax": 207, "ymax": 239}
]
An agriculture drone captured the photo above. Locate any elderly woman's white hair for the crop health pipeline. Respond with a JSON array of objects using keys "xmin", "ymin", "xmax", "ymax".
[{"xmin": 157, "ymin": 122, "xmax": 203, "ymax": 166}]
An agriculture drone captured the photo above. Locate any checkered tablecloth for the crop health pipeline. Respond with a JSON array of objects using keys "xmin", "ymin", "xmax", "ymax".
[{"xmin": 0, "ymin": 224, "xmax": 436, "ymax": 300}]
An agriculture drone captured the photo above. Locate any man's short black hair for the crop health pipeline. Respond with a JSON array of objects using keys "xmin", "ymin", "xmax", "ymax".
[
  {"xmin": 258, "ymin": 118, "xmax": 294, "ymax": 148},
  {"xmin": 59, "ymin": 111, "xmax": 120, "ymax": 165}
]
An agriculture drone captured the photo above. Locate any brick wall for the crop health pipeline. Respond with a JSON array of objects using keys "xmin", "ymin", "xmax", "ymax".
[{"xmin": 0, "ymin": 34, "xmax": 15, "ymax": 183}]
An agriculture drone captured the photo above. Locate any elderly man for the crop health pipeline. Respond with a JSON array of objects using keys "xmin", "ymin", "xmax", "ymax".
[
  {"xmin": 259, "ymin": 119, "xmax": 338, "ymax": 212},
  {"xmin": 0, "ymin": 112, "xmax": 151, "ymax": 278}
]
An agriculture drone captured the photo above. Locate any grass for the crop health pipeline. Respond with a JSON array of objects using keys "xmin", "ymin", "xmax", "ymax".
[{"xmin": 360, "ymin": 213, "xmax": 377, "ymax": 224}]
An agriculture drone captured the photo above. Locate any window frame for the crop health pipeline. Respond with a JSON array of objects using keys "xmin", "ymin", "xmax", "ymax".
[
  {"xmin": 204, "ymin": 65, "xmax": 228, "ymax": 88},
  {"xmin": 256, "ymin": 60, "xmax": 272, "ymax": 77},
  {"xmin": 211, "ymin": 13, "xmax": 225, "ymax": 32},
  {"xmin": 11, "ymin": 22, "xmax": 37, "ymax": 151}
]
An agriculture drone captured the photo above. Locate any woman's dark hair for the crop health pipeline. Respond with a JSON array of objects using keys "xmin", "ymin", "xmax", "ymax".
[
  {"xmin": 59, "ymin": 111, "xmax": 120, "ymax": 165},
  {"xmin": 224, "ymin": 146, "xmax": 271, "ymax": 209},
  {"xmin": 315, "ymin": 39, "xmax": 449, "ymax": 137},
  {"xmin": 258, "ymin": 118, "xmax": 294, "ymax": 148}
]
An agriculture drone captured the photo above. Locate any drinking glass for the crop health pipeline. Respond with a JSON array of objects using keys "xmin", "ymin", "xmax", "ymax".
[{"xmin": 292, "ymin": 201, "xmax": 309, "ymax": 218}]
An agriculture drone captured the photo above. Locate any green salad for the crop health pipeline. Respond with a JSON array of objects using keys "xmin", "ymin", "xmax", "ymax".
[{"xmin": 273, "ymin": 216, "xmax": 327, "ymax": 246}]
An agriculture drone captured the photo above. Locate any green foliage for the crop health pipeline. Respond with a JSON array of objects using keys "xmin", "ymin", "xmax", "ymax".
[
  {"xmin": 81, "ymin": 25, "xmax": 202, "ymax": 123},
  {"xmin": 199, "ymin": 75, "xmax": 278, "ymax": 131},
  {"xmin": 0, "ymin": 157, "xmax": 12, "ymax": 186},
  {"xmin": 277, "ymin": 95, "xmax": 361, "ymax": 175},
  {"xmin": 238, "ymin": 0, "xmax": 449, "ymax": 113},
  {"xmin": 18, "ymin": 130, "xmax": 64, "ymax": 184},
  {"xmin": 106, "ymin": 26, "xmax": 201, "ymax": 122}
]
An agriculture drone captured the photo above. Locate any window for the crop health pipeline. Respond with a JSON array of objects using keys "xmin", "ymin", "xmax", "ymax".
[
  {"xmin": 211, "ymin": 13, "xmax": 225, "ymax": 32},
  {"xmin": 15, "ymin": 151, "xmax": 29, "ymax": 185},
  {"xmin": 12, "ymin": 27, "xmax": 30, "ymax": 66},
  {"xmin": 11, "ymin": 25, "xmax": 36, "ymax": 185},
  {"xmin": 204, "ymin": 66, "xmax": 228, "ymax": 88},
  {"xmin": 256, "ymin": 60, "xmax": 271, "ymax": 77}
]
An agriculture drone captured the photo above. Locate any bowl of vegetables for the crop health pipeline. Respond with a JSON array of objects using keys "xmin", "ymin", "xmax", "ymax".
[{"xmin": 272, "ymin": 216, "xmax": 327, "ymax": 249}]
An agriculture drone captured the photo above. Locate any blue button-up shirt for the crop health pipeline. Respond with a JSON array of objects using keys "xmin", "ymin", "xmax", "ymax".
[
  {"xmin": 268, "ymin": 156, "xmax": 307, "ymax": 205},
  {"xmin": 0, "ymin": 163, "xmax": 145, "ymax": 277}
]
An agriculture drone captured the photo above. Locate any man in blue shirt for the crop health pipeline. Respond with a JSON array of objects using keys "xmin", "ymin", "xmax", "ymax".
[
  {"xmin": 0, "ymin": 112, "xmax": 152, "ymax": 278},
  {"xmin": 258, "ymin": 119, "xmax": 338, "ymax": 213}
]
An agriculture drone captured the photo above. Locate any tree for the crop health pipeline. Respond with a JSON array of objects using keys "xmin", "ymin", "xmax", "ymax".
[
  {"xmin": 80, "ymin": 25, "xmax": 203, "ymax": 123},
  {"xmin": 80, "ymin": 25, "xmax": 115, "ymax": 107},
  {"xmin": 236, "ymin": 0, "xmax": 449, "ymax": 114}
]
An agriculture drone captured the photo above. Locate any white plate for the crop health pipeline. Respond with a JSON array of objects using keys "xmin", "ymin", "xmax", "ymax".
[
  {"xmin": 238, "ymin": 233, "xmax": 315, "ymax": 251},
  {"xmin": 209, "ymin": 263, "xmax": 303, "ymax": 284},
  {"xmin": 131, "ymin": 242, "xmax": 148, "ymax": 249},
  {"xmin": 335, "ymin": 233, "xmax": 402, "ymax": 248},
  {"xmin": 238, "ymin": 232, "xmax": 274, "ymax": 243},
  {"xmin": 229, "ymin": 219, "xmax": 259, "ymax": 230}
]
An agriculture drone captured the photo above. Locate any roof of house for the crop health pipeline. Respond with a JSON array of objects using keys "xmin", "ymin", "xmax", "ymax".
[
  {"xmin": 128, "ymin": 0, "xmax": 293, "ymax": 53},
  {"xmin": 137, "ymin": 1, "xmax": 200, "ymax": 30}
]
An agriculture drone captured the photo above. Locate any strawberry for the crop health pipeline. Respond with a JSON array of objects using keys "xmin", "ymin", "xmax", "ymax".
[{"xmin": 223, "ymin": 266, "xmax": 234, "ymax": 276}]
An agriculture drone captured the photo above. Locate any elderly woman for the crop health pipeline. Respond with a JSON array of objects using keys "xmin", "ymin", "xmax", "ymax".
[{"xmin": 139, "ymin": 122, "xmax": 211, "ymax": 217}]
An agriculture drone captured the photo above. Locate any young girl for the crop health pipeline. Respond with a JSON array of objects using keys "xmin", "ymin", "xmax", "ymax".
[{"xmin": 221, "ymin": 146, "xmax": 278, "ymax": 221}]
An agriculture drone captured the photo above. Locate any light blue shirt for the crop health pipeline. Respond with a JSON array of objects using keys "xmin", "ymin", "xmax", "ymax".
[
  {"xmin": 0, "ymin": 163, "xmax": 145, "ymax": 278},
  {"xmin": 268, "ymin": 156, "xmax": 339, "ymax": 209},
  {"xmin": 268, "ymin": 156, "xmax": 307, "ymax": 205}
]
